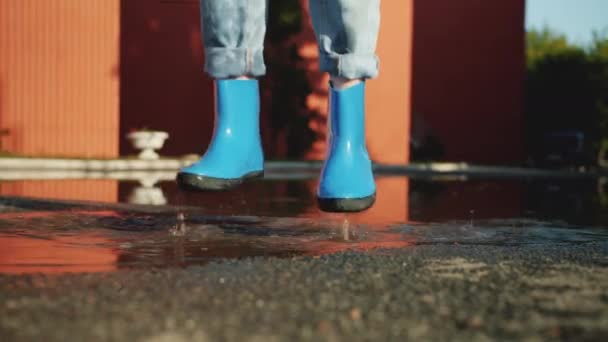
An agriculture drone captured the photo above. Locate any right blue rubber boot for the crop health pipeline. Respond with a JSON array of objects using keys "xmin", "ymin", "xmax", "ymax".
[
  {"xmin": 317, "ymin": 82, "xmax": 376, "ymax": 212},
  {"xmin": 177, "ymin": 79, "xmax": 264, "ymax": 191}
]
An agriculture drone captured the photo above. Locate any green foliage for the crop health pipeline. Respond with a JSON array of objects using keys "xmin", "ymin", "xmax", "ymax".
[
  {"xmin": 590, "ymin": 30, "xmax": 608, "ymax": 59},
  {"xmin": 525, "ymin": 27, "xmax": 608, "ymax": 165},
  {"xmin": 526, "ymin": 27, "xmax": 582, "ymax": 68}
]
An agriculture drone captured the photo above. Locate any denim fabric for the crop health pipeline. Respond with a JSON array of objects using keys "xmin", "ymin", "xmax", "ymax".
[
  {"xmin": 308, "ymin": 0, "xmax": 380, "ymax": 79},
  {"xmin": 200, "ymin": 0, "xmax": 267, "ymax": 78},
  {"xmin": 200, "ymin": 0, "xmax": 380, "ymax": 79}
]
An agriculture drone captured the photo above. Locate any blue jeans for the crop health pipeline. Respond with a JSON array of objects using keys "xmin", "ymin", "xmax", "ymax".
[{"xmin": 200, "ymin": 0, "xmax": 380, "ymax": 79}]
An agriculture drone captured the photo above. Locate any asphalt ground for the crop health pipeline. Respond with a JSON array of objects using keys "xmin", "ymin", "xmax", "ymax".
[{"xmin": 1, "ymin": 242, "xmax": 607, "ymax": 341}]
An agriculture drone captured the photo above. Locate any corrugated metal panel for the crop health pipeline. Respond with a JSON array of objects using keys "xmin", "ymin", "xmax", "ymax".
[
  {"xmin": 0, "ymin": 0, "xmax": 120, "ymax": 158},
  {"xmin": 366, "ymin": 0, "xmax": 413, "ymax": 164},
  {"xmin": 119, "ymin": 0, "xmax": 215, "ymax": 157},
  {"xmin": 412, "ymin": 0, "xmax": 525, "ymax": 163}
]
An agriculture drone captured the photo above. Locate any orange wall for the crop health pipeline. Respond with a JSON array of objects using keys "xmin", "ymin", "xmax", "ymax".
[
  {"xmin": 367, "ymin": 0, "xmax": 413, "ymax": 164},
  {"xmin": 0, "ymin": 0, "xmax": 120, "ymax": 158},
  {"xmin": 412, "ymin": 0, "xmax": 526, "ymax": 163}
]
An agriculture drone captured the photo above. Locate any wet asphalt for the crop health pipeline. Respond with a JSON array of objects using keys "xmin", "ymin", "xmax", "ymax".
[{"xmin": 2, "ymin": 242, "xmax": 607, "ymax": 341}]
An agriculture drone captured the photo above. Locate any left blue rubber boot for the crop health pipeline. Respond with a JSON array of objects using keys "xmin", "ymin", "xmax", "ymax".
[
  {"xmin": 317, "ymin": 82, "xmax": 376, "ymax": 212},
  {"xmin": 177, "ymin": 79, "xmax": 264, "ymax": 191}
]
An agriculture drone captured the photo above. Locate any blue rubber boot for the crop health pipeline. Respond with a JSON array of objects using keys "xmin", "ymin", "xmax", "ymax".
[
  {"xmin": 317, "ymin": 82, "xmax": 376, "ymax": 212},
  {"xmin": 177, "ymin": 79, "xmax": 264, "ymax": 191}
]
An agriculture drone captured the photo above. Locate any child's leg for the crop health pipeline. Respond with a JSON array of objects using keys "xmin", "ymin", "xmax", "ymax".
[
  {"xmin": 200, "ymin": 0, "xmax": 267, "ymax": 79},
  {"xmin": 309, "ymin": 0, "xmax": 381, "ymax": 212},
  {"xmin": 177, "ymin": 0, "xmax": 267, "ymax": 191},
  {"xmin": 309, "ymin": 0, "xmax": 380, "ymax": 86}
]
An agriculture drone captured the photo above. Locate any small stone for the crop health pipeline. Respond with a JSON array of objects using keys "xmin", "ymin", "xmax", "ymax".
[
  {"xmin": 5, "ymin": 300, "xmax": 17, "ymax": 309},
  {"xmin": 317, "ymin": 320, "xmax": 331, "ymax": 334},
  {"xmin": 350, "ymin": 308, "xmax": 362, "ymax": 320},
  {"xmin": 467, "ymin": 315, "xmax": 483, "ymax": 328},
  {"xmin": 548, "ymin": 326, "xmax": 561, "ymax": 338},
  {"xmin": 421, "ymin": 295, "xmax": 434, "ymax": 304},
  {"xmin": 438, "ymin": 306, "xmax": 451, "ymax": 317}
]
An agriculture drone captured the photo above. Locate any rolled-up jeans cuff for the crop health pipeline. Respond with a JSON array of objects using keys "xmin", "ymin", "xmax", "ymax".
[
  {"xmin": 204, "ymin": 47, "xmax": 266, "ymax": 78},
  {"xmin": 319, "ymin": 53, "xmax": 379, "ymax": 79}
]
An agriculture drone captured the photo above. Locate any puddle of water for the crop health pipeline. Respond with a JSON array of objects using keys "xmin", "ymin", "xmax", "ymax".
[
  {"xmin": 1, "ymin": 208, "xmax": 607, "ymax": 274},
  {"xmin": 1, "ymin": 176, "xmax": 608, "ymax": 273},
  {"xmin": 0, "ymin": 209, "xmax": 414, "ymax": 273}
]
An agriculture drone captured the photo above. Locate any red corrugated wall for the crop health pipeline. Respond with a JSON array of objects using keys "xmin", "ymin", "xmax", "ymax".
[
  {"xmin": 412, "ymin": 0, "xmax": 526, "ymax": 163},
  {"xmin": 0, "ymin": 0, "xmax": 525, "ymax": 165},
  {"xmin": 0, "ymin": 0, "xmax": 120, "ymax": 158},
  {"xmin": 119, "ymin": 0, "xmax": 215, "ymax": 157}
]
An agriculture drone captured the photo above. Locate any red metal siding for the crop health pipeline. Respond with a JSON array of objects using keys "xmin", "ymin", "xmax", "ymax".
[
  {"xmin": 0, "ymin": 0, "xmax": 120, "ymax": 158},
  {"xmin": 412, "ymin": 0, "xmax": 526, "ymax": 163},
  {"xmin": 0, "ymin": 1, "xmax": 525, "ymax": 164},
  {"xmin": 119, "ymin": 0, "xmax": 215, "ymax": 157}
]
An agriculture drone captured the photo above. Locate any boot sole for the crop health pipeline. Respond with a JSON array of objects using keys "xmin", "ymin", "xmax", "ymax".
[
  {"xmin": 176, "ymin": 170, "xmax": 264, "ymax": 191},
  {"xmin": 317, "ymin": 193, "xmax": 376, "ymax": 213}
]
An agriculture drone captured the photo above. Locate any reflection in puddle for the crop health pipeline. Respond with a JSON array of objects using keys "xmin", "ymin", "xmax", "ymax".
[
  {"xmin": 1, "ymin": 208, "xmax": 607, "ymax": 274},
  {"xmin": 0, "ymin": 233, "xmax": 118, "ymax": 274},
  {"xmin": 2, "ymin": 175, "xmax": 608, "ymax": 274},
  {"xmin": 127, "ymin": 173, "xmax": 168, "ymax": 205},
  {"xmin": 0, "ymin": 209, "xmax": 410, "ymax": 273}
]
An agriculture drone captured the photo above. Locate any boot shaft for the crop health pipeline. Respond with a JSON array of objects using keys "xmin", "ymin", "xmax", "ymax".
[
  {"xmin": 328, "ymin": 82, "xmax": 366, "ymax": 146},
  {"xmin": 214, "ymin": 79, "xmax": 260, "ymax": 136}
]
